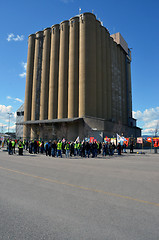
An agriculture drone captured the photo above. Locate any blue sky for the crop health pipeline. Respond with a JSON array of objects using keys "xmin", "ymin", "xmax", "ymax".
[{"xmin": 0, "ymin": 0, "xmax": 159, "ymax": 136}]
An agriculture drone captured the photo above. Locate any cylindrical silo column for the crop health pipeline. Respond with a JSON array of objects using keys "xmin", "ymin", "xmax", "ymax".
[
  {"xmin": 101, "ymin": 26, "xmax": 107, "ymax": 120},
  {"xmin": 117, "ymin": 45, "xmax": 122, "ymax": 122},
  {"xmin": 121, "ymin": 50, "xmax": 127, "ymax": 125},
  {"xmin": 39, "ymin": 28, "xmax": 51, "ymax": 120},
  {"xmin": 105, "ymin": 30, "xmax": 112, "ymax": 121},
  {"xmin": 48, "ymin": 24, "xmax": 60, "ymax": 120},
  {"xmin": 127, "ymin": 53, "xmax": 132, "ymax": 118},
  {"xmin": 115, "ymin": 44, "xmax": 120, "ymax": 123},
  {"xmin": 96, "ymin": 20, "xmax": 102, "ymax": 118},
  {"xmin": 23, "ymin": 34, "xmax": 35, "ymax": 140},
  {"xmin": 79, "ymin": 13, "xmax": 96, "ymax": 118},
  {"xmin": 31, "ymin": 31, "xmax": 43, "ymax": 139},
  {"xmin": 110, "ymin": 37, "xmax": 116, "ymax": 122},
  {"xmin": 58, "ymin": 21, "xmax": 69, "ymax": 119},
  {"xmin": 68, "ymin": 17, "xmax": 79, "ymax": 119}
]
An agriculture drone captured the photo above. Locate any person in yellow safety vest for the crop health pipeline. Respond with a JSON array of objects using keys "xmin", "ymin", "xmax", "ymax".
[
  {"xmin": 11, "ymin": 140, "xmax": 16, "ymax": 154},
  {"xmin": 65, "ymin": 142, "xmax": 70, "ymax": 158},
  {"xmin": 57, "ymin": 140, "xmax": 62, "ymax": 158},
  {"xmin": 18, "ymin": 141, "xmax": 23, "ymax": 155},
  {"xmin": 38, "ymin": 141, "xmax": 41, "ymax": 153},
  {"xmin": 77, "ymin": 142, "xmax": 81, "ymax": 156},
  {"xmin": 74, "ymin": 141, "xmax": 78, "ymax": 156}
]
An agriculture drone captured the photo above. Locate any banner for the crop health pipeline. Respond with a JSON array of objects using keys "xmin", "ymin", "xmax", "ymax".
[
  {"xmin": 111, "ymin": 138, "xmax": 116, "ymax": 145},
  {"xmin": 137, "ymin": 137, "xmax": 143, "ymax": 144},
  {"xmin": 147, "ymin": 137, "xmax": 152, "ymax": 143},
  {"xmin": 124, "ymin": 138, "xmax": 129, "ymax": 147},
  {"xmin": 89, "ymin": 137, "xmax": 94, "ymax": 143},
  {"xmin": 153, "ymin": 138, "xmax": 159, "ymax": 147},
  {"xmin": 117, "ymin": 134, "xmax": 126, "ymax": 145},
  {"xmin": 85, "ymin": 137, "xmax": 90, "ymax": 142},
  {"xmin": 104, "ymin": 136, "xmax": 110, "ymax": 143}
]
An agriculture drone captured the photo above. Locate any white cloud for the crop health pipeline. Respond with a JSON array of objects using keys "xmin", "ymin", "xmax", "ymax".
[
  {"xmin": 6, "ymin": 96, "xmax": 23, "ymax": 103},
  {"xmin": 22, "ymin": 62, "xmax": 27, "ymax": 71},
  {"xmin": 0, "ymin": 105, "xmax": 16, "ymax": 133},
  {"xmin": 7, "ymin": 33, "xmax": 24, "ymax": 42},
  {"xmin": 0, "ymin": 105, "xmax": 13, "ymax": 122},
  {"xmin": 133, "ymin": 107, "xmax": 159, "ymax": 135},
  {"xmin": 15, "ymin": 98, "xmax": 23, "ymax": 103},
  {"xmin": 6, "ymin": 96, "xmax": 12, "ymax": 100},
  {"xmin": 19, "ymin": 62, "xmax": 27, "ymax": 78},
  {"xmin": 19, "ymin": 72, "xmax": 26, "ymax": 78}
]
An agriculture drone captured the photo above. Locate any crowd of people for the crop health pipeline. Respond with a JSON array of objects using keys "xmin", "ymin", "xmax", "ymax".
[{"xmin": 5, "ymin": 138, "xmax": 132, "ymax": 157}]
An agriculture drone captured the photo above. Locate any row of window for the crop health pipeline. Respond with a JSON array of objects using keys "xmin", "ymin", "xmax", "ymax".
[{"xmin": 17, "ymin": 111, "xmax": 24, "ymax": 116}]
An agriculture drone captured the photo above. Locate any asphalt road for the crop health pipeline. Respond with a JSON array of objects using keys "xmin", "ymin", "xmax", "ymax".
[{"xmin": 0, "ymin": 149, "xmax": 159, "ymax": 240}]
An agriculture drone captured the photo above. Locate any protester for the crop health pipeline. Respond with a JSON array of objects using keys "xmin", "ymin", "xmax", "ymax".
[
  {"xmin": 117, "ymin": 143, "xmax": 121, "ymax": 155},
  {"xmin": 18, "ymin": 141, "xmax": 23, "ymax": 155}
]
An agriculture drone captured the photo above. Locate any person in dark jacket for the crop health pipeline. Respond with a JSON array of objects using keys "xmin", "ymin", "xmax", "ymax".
[
  {"xmin": 33, "ymin": 140, "xmax": 37, "ymax": 154},
  {"xmin": 45, "ymin": 142, "xmax": 49, "ymax": 156},
  {"xmin": 8, "ymin": 140, "xmax": 12, "ymax": 155},
  {"xmin": 85, "ymin": 141, "xmax": 90, "ymax": 158},
  {"xmin": 51, "ymin": 141, "xmax": 57, "ymax": 157},
  {"xmin": 117, "ymin": 143, "xmax": 122, "ymax": 155},
  {"xmin": 48, "ymin": 141, "xmax": 51, "ymax": 156}
]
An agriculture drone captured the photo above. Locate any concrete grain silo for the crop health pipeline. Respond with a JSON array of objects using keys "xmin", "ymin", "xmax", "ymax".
[
  {"xmin": 23, "ymin": 34, "xmax": 35, "ymax": 139},
  {"xmin": 23, "ymin": 12, "xmax": 141, "ymax": 141},
  {"xmin": 30, "ymin": 31, "xmax": 43, "ymax": 139},
  {"xmin": 96, "ymin": 20, "xmax": 102, "ymax": 119},
  {"xmin": 105, "ymin": 30, "xmax": 112, "ymax": 121},
  {"xmin": 79, "ymin": 12, "xmax": 96, "ymax": 118},
  {"xmin": 101, "ymin": 26, "xmax": 107, "ymax": 120},
  {"xmin": 39, "ymin": 28, "xmax": 51, "ymax": 120},
  {"xmin": 68, "ymin": 16, "xmax": 79, "ymax": 119},
  {"xmin": 48, "ymin": 24, "xmax": 60, "ymax": 120},
  {"xmin": 58, "ymin": 21, "xmax": 69, "ymax": 119}
]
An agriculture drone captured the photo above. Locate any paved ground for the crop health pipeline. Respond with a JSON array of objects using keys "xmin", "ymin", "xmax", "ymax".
[{"xmin": 0, "ymin": 148, "xmax": 159, "ymax": 240}]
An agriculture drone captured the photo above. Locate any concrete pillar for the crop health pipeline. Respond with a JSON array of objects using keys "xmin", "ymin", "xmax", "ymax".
[
  {"xmin": 68, "ymin": 17, "xmax": 79, "ymax": 119},
  {"xmin": 117, "ymin": 45, "xmax": 122, "ymax": 122},
  {"xmin": 31, "ymin": 31, "xmax": 43, "ymax": 139},
  {"xmin": 121, "ymin": 50, "xmax": 127, "ymax": 125},
  {"xmin": 105, "ymin": 31, "xmax": 112, "ymax": 121},
  {"xmin": 116, "ymin": 45, "xmax": 120, "ymax": 123},
  {"xmin": 48, "ymin": 24, "xmax": 60, "ymax": 120},
  {"xmin": 23, "ymin": 34, "xmax": 35, "ymax": 139},
  {"xmin": 58, "ymin": 21, "xmax": 69, "ymax": 119},
  {"xmin": 110, "ymin": 38, "xmax": 116, "ymax": 122},
  {"xmin": 114, "ymin": 42, "xmax": 118, "ymax": 123},
  {"xmin": 101, "ymin": 26, "xmax": 107, "ymax": 120},
  {"xmin": 96, "ymin": 20, "xmax": 102, "ymax": 118},
  {"xmin": 39, "ymin": 28, "xmax": 51, "ymax": 120},
  {"xmin": 79, "ymin": 13, "xmax": 96, "ymax": 118},
  {"xmin": 127, "ymin": 55, "xmax": 132, "ymax": 118}
]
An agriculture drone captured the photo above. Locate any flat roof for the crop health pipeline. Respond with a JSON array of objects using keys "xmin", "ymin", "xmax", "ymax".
[{"xmin": 18, "ymin": 117, "xmax": 83, "ymax": 125}]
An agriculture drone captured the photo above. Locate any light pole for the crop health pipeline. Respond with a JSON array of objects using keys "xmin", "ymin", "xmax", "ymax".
[{"xmin": 7, "ymin": 113, "xmax": 13, "ymax": 133}]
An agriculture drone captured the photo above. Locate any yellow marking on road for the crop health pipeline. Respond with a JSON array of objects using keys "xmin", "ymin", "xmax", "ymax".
[{"xmin": 0, "ymin": 166, "xmax": 159, "ymax": 207}]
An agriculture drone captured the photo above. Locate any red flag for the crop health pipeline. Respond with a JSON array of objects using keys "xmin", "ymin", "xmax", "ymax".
[
  {"xmin": 153, "ymin": 138, "xmax": 159, "ymax": 147},
  {"xmin": 90, "ymin": 137, "xmax": 94, "ymax": 143},
  {"xmin": 124, "ymin": 138, "xmax": 129, "ymax": 146},
  {"xmin": 147, "ymin": 137, "xmax": 152, "ymax": 143}
]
